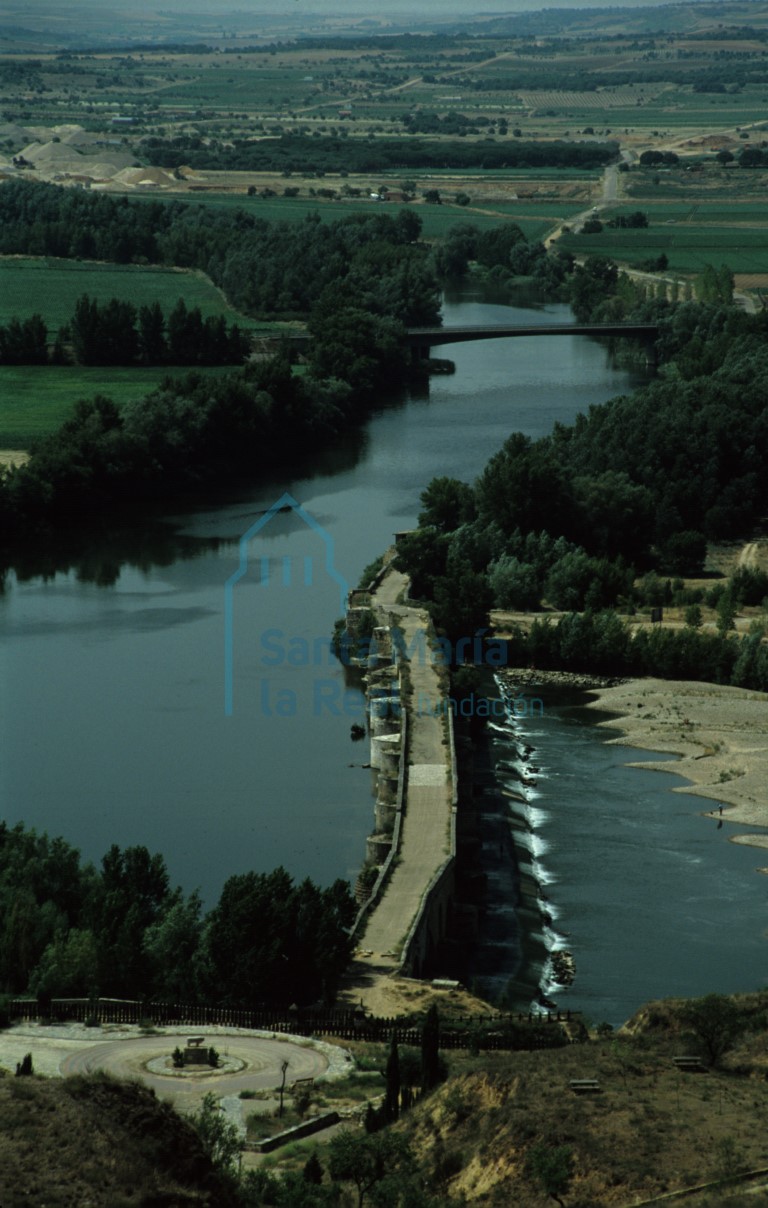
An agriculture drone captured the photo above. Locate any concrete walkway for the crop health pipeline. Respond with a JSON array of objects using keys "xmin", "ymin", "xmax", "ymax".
[{"xmin": 354, "ymin": 570, "xmax": 452, "ymax": 973}]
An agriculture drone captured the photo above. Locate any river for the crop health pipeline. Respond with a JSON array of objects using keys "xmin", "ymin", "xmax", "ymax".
[{"xmin": 2, "ymin": 288, "xmax": 765, "ymax": 1023}]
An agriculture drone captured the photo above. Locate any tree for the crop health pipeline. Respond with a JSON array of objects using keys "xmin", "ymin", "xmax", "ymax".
[
  {"xmin": 421, "ymin": 1004, "xmax": 440, "ymax": 1091},
  {"xmin": 89, "ymin": 844, "xmax": 177, "ymax": 996},
  {"xmin": 384, "ymin": 1034, "xmax": 400, "ymax": 1122},
  {"xmin": 202, "ymin": 868, "xmax": 355, "ymax": 1006},
  {"xmin": 303, "ymin": 1152, "xmax": 324, "ymax": 1185},
  {"xmin": 681, "ymin": 993, "xmax": 744, "ymax": 1066},
  {"xmin": 717, "ymin": 589, "xmax": 737, "ymax": 636},
  {"xmin": 489, "ymin": 554, "xmax": 541, "ymax": 610},
  {"xmin": 475, "ymin": 222, "xmax": 526, "ymax": 269},
  {"xmin": 418, "ymin": 477, "xmax": 475, "ymax": 533},
  {"xmin": 142, "ymin": 892, "xmax": 205, "ymax": 1000},
  {"xmin": 137, "ymin": 301, "xmax": 167, "ymax": 364},
  {"xmin": 70, "ymin": 294, "xmax": 100, "ymax": 364},
  {"xmin": 30, "ymin": 928, "xmax": 99, "ymax": 998},
  {"xmin": 328, "ymin": 1130, "xmax": 414, "ymax": 1208},
  {"xmin": 431, "ymin": 549, "xmax": 492, "ymax": 643},
  {"xmin": 190, "ymin": 1092, "xmax": 241, "ymax": 1175},
  {"xmin": 526, "ymin": 1143, "xmax": 573, "ymax": 1207}
]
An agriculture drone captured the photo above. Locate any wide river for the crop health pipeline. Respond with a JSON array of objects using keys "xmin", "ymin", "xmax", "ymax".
[{"xmin": 2, "ymin": 289, "xmax": 765, "ymax": 1024}]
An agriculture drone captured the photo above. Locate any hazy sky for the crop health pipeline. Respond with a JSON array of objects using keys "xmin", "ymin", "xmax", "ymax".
[{"xmin": 78, "ymin": 0, "xmax": 697, "ymax": 11}]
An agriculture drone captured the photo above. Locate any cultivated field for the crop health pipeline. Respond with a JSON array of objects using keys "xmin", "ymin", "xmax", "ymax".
[
  {"xmin": 558, "ymin": 219, "xmax": 768, "ymax": 273},
  {"xmin": 0, "ymin": 258, "xmax": 260, "ymax": 331},
  {"xmin": 0, "ymin": 364, "xmax": 233, "ymax": 448}
]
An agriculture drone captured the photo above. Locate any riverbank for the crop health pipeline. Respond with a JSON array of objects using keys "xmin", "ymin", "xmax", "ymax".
[{"xmin": 579, "ymin": 677, "xmax": 768, "ymax": 867}]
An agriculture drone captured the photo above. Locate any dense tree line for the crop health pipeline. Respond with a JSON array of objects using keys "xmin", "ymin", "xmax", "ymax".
[
  {"xmin": 141, "ymin": 133, "xmax": 618, "ymax": 174},
  {"xmin": 394, "ymin": 273, "xmax": 768, "ymax": 692},
  {"xmin": 68, "ymin": 295, "xmax": 250, "ymax": 367},
  {"xmin": 432, "ymin": 220, "xmax": 573, "ymax": 293},
  {"xmin": 0, "ymin": 314, "xmax": 49, "ymax": 364},
  {"xmin": 0, "ymin": 180, "xmax": 438, "ymax": 323},
  {"xmin": 638, "ymin": 150, "xmax": 679, "ymax": 166},
  {"xmin": 0, "ymin": 183, "xmax": 446, "ymax": 537},
  {"xmin": 401, "ymin": 110, "xmax": 504, "ymax": 136},
  {"xmin": 0, "ymin": 823, "xmax": 355, "ymax": 1006},
  {"xmin": 499, "ymin": 606, "xmax": 768, "ymax": 690},
  {"xmin": 0, "ymin": 297, "xmax": 251, "ymax": 367},
  {"xmin": 737, "ymin": 146, "xmax": 768, "ymax": 168},
  {"xmin": 0, "ymin": 340, "xmax": 411, "ymax": 534}
]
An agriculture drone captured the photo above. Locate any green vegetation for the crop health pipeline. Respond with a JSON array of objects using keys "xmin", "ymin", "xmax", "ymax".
[
  {"xmin": 0, "ymin": 258, "xmax": 259, "ymax": 331},
  {"xmin": 395, "ymin": 265, "xmax": 768, "ymax": 692},
  {"xmin": 0, "ymin": 364, "xmax": 231, "ymax": 448},
  {"xmin": 0, "ymin": 1073, "xmax": 241, "ymax": 1207},
  {"xmin": 0, "ymin": 822, "xmax": 356, "ymax": 1006},
  {"xmin": 558, "ymin": 222, "xmax": 768, "ymax": 273},
  {"xmin": 143, "ymin": 133, "xmax": 617, "ymax": 174}
]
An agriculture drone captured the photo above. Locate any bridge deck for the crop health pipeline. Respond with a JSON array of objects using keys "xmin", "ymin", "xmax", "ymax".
[{"xmin": 283, "ymin": 322, "xmax": 658, "ymax": 350}]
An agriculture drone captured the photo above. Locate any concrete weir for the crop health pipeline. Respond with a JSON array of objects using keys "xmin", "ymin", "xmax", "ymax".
[{"xmin": 349, "ymin": 564, "xmax": 457, "ymax": 982}]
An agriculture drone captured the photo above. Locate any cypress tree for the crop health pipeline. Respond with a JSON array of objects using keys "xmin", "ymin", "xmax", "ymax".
[
  {"xmin": 421, "ymin": 1004, "xmax": 440, "ymax": 1091},
  {"xmin": 384, "ymin": 1033, "xmax": 400, "ymax": 1122}
]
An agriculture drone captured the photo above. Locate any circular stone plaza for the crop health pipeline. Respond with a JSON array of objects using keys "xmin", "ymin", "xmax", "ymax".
[{"xmin": 0, "ymin": 1023, "xmax": 355, "ymax": 1138}]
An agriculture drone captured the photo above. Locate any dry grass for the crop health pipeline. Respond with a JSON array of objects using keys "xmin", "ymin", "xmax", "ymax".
[
  {"xmin": 401, "ymin": 1020, "xmax": 768, "ymax": 1205},
  {"xmin": 0, "ymin": 1070, "xmax": 239, "ymax": 1207}
]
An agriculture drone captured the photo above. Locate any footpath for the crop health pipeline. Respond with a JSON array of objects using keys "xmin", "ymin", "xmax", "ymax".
[{"xmin": 339, "ymin": 567, "xmax": 461, "ymax": 1016}]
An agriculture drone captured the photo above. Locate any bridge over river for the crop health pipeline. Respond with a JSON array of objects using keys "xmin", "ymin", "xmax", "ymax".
[
  {"xmin": 284, "ymin": 321, "xmax": 660, "ymax": 364},
  {"xmin": 404, "ymin": 321, "xmax": 659, "ymax": 347}
]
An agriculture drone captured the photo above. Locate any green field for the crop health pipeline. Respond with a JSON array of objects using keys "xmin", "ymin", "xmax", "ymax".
[
  {"xmin": 558, "ymin": 222, "xmax": 768, "ymax": 272},
  {"xmin": 0, "ymin": 259, "xmax": 261, "ymax": 331},
  {"xmin": 0, "ymin": 364, "xmax": 233, "ymax": 449},
  {"xmin": 134, "ymin": 192, "xmax": 547, "ymax": 238}
]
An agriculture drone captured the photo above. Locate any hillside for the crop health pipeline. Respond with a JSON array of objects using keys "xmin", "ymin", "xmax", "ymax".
[
  {"xmin": 384, "ymin": 994, "xmax": 768, "ymax": 1206},
  {"xmin": 0, "ymin": 1070, "xmax": 240, "ymax": 1208},
  {"xmin": 4, "ymin": 995, "xmax": 768, "ymax": 1205}
]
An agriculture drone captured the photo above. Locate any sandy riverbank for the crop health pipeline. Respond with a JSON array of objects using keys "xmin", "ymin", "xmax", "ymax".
[{"xmin": 579, "ymin": 677, "xmax": 768, "ymax": 869}]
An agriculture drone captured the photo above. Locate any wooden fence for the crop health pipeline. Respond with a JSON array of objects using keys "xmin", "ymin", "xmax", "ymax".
[{"xmin": 8, "ymin": 998, "xmax": 575, "ymax": 1050}]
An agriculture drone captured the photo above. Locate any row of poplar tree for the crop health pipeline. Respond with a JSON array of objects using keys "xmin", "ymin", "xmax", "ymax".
[{"xmin": 0, "ymin": 296, "xmax": 251, "ymax": 367}]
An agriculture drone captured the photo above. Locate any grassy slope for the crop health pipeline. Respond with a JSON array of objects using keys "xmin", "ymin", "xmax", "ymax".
[
  {"xmin": 0, "ymin": 1071, "xmax": 239, "ymax": 1208},
  {"xmin": 394, "ymin": 1003, "xmax": 768, "ymax": 1206}
]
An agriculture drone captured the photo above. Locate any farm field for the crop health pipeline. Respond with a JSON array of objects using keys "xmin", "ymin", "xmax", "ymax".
[
  {"xmin": 604, "ymin": 202, "xmax": 768, "ymax": 225},
  {"xmin": 0, "ymin": 364, "xmax": 233, "ymax": 449},
  {"xmin": 624, "ymin": 168, "xmax": 768, "ymax": 200},
  {"xmin": 130, "ymin": 191, "xmax": 554, "ymax": 239},
  {"xmin": 558, "ymin": 223, "xmax": 768, "ymax": 273},
  {"xmin": 0, "ymin": 259, "xmax": 262, "ymax": 331}
]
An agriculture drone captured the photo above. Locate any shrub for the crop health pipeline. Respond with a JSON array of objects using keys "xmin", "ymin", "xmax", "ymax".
[{"xmin": 15, "ymin": 1053, "xmax": 33, "ymax": 1077}]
